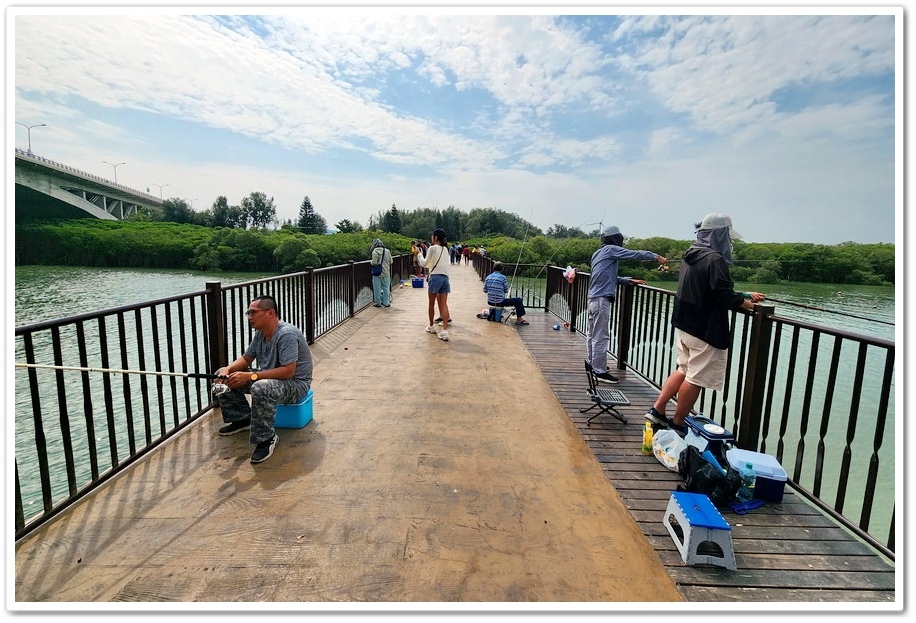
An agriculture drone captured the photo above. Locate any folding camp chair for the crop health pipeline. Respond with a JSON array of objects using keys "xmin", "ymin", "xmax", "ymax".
[{"xmin": 580, "ymin": 360, "xmax": 630, "ymax": 426}]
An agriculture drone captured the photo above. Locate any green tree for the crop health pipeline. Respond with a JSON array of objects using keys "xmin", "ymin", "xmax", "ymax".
[
  {"xmin": 190, "ymin": 228, "xmax": 273, "ymax": 271},
  {"xmin": 241, "ymin": 192, "xmax": 277, "ymax": 230},
  {"xmin": 296, "ymin": 196, "xmax": 327, "ymax": 234},
  {"xmin": 273, "ymin": 236, "xmax": 320, "ymax": 272},
  {"xmin": 402, "ymin": 208, "xmax": 438, "ymax": 240},
  {"xmin": 210, "ymin": 196, "xmax": 244, "ymax": 228},
  {"xmin": 546, "ymin": 224, "xmax": 588, "ymax": 238},
  {"xmin": 335, "ymin": 219, "xmax": 362, "ymax": 233},
  {"xmin": 158, "ymin": 198, "xmax": 194, "ymax": 224},
  {"xmin": 380, "ymin": 204, "xmax": 402, "ymax": 233},
  {"xmin": 438, "ymin": 205, "xmax": 466, "ymax": 241},
  {"xmin": 466, "ymin": 207, "xmax": 540, "ymax": 239}
]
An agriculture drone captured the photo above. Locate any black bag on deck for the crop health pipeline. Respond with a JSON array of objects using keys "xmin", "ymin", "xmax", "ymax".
[{"xmin": 677, "ymin": 445, "xmax": 742, "ymax": 506}]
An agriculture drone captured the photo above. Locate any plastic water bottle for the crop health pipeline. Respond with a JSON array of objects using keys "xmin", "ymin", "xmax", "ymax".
[
  {"xmin": 641, "ymin": 421, "xmax": 653, "ymax": 455},
  {"xmin": 736, "ymin": 462, "xmax": 756, "ymax": 502}
]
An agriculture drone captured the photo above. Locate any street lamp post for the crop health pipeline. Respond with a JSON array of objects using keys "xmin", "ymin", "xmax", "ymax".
[
  {"xmin": 152, "ymin": 183, "xmax": 169, "ymax": 199},
  {"xmin": 15, "ymin": 122, "xmax": 47, "ymax": 155},
  {"xmin": 103, "ymin": 161, "xmax": 126, "ymax": 184}
]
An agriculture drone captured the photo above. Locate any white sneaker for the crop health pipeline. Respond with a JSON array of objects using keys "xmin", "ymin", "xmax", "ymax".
[
  {"xmin": 425, "ymin": 325, "xmax": 438, "ymax": 334},
  {"xmin": 438, "ymin": 329, "xmax": 449, "ymax": 341}
]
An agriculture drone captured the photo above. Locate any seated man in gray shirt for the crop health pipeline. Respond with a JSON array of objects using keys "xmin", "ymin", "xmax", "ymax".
[{"xmin": 213, "ymin": 294, "xmax": 313, "ymax": 463}]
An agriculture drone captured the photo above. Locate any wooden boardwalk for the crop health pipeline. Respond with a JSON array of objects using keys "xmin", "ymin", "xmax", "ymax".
[
  {"xmin": 13, "ymin": 265, "xmax": 896, "ymax": 608},
  {"xmin": 515, "ymin": 310, "xmax": 897, "ymax": 603}
]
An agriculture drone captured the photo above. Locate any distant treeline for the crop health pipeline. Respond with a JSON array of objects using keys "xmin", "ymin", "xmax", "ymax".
[{"xmin": 15, "ymin": 219, "xmax": 894, "ymax": 286}]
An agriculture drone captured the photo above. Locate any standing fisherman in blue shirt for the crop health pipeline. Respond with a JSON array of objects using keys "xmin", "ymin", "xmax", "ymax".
[{"xmin": 587, "ymin": 225, "xmax": 667, "ymax": 383}]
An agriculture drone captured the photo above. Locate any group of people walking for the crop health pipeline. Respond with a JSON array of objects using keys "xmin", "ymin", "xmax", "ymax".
[
  {"xmin": 210, "ymin": 210, "xmax": 762, "ymax": 464},
  {"xmin": 450, "ymin": 243, "xmax": 471, "ymax": 265}
]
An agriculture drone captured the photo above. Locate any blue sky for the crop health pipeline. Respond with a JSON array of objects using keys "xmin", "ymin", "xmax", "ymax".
[{"xmin": 9, "ymin": 5, "xmax": 901, "ymax": 244}]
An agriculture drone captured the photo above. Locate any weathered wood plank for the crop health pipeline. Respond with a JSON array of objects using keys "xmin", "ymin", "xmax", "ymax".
[{"xmin": 682, "ymin": 586, "xmax": 897, "ymax": 603}]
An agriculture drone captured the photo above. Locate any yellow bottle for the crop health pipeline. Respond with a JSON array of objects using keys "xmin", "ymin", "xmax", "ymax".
[{"xmin": 642, "ymin": 421, "xmax": 654, "ymax": 455}]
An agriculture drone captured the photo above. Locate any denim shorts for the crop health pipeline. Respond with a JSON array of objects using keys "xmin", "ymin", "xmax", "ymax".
[{"xmin": 427, "ymin": 274, "xmax": 451, "ymax": 294}]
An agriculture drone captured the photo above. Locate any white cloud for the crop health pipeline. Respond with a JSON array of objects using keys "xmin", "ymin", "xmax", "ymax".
[{"xmin": 11, "ymin": 10, "xmax": 898, "ymax": 244}]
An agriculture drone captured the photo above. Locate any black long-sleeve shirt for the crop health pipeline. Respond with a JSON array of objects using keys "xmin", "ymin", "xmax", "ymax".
[{"xmin": 672, "ymin": 246, "xmax": 746, "ymax": 350}]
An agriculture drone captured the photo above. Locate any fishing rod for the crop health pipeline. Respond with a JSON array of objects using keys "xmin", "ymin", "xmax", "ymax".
[
  {"xmin": 14, "ymin": 363, "xmax": 228, "ymax": 379},
  {"xmin": 508, "ymin": 206, "xmax": 533, "ymax": 295},
  {"xmin": 526, "ymin": 213, "xmax": 607, "ymax": 283},
  {"xmin": 764, "ymin": 298, "xmax": 895, "ymax": 326},
  {"xmin": 655, "ymin": 261, "xmax": 893, "ymax": 326}
]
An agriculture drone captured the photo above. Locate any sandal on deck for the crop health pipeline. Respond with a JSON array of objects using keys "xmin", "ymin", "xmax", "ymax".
[{"xmin": 515, "ymin": 318, "xmax": 529, "ymax": 325}]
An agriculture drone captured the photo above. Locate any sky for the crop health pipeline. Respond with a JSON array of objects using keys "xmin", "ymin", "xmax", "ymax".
[{"xmin": 8, "ymin": 4, "xmax": 902, "ymax": 245}]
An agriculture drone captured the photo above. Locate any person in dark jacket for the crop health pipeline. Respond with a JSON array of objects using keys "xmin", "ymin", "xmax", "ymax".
[{"xmin": 646, "ymin": 213, "xmax": 765, "ymax": 434}]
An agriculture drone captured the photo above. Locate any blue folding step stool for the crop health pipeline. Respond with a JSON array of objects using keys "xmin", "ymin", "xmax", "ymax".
[{"xmin": 663, "ymin": 490, "xmax": 737, "ymax": 571}]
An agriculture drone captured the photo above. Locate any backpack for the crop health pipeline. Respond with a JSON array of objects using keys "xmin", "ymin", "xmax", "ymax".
[{"xmin": 677, "ymin": 445, "xmax": 742, "ymax": 506}]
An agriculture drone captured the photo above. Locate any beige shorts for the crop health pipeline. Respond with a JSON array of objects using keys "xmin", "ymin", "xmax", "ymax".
[{"xmin": 675, "ymin": 329, "xmax": 727, "ymax": 392}]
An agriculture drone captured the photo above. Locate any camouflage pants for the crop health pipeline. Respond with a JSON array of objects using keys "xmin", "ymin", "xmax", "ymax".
[{"xmin": 215, "ymin": 374, "xmax": 310, "ymax": 444}]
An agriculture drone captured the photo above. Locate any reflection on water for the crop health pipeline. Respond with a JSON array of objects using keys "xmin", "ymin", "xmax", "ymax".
[
  {"xmin": 15, "ymin": 265, "xmax": 275, "ymax": 326},
  {"xmin": 649, "ymin": 279, "xmax": 897, "ymax": 341}
]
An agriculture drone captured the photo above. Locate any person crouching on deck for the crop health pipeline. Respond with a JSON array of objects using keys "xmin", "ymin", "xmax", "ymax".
[{"xmin": 212, "ymin": 294, "xmax": 313, "ymax": 463}]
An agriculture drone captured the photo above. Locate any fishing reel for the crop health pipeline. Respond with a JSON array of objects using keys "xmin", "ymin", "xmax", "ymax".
[{"xmin": 211, "ymin": 382, "xmax": 231, "ymax": 397}]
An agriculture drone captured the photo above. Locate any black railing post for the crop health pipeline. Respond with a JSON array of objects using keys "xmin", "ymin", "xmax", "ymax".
[
  {"xmin": 205, "ymin": 281, "xmax": 226, "ymax": 372},
  {"xmin": 616, "ymin": 283, "xmax": 635, "ymax": 371},
  {"xmin": 305, "ymin": 267, "xmax": 316, "ymax": 345},
  {"xmin": 736, "ymin": 303, "xmax": 775, "ymax": 450},
  {"xmin": 542, "ymin": 265, "xmax": 552, "ymax": 311},
  {"xmin": 348, "ymin": 260, "xmax": 356, "ymax": 318}
]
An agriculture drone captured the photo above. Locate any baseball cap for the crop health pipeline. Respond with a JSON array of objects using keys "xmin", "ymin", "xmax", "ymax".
[
  {"xmin": 698, "ymin": 212, "xmax": 742, "ymax": 240},
  {"xmin": 601, "ymin": 225, "xmax": 621, "ymax": 237}
]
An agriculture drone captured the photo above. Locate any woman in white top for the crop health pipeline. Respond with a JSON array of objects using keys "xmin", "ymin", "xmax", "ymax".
[{"xmin": 417, "ymin": 228, "xmax": 451, "ymax": 341}]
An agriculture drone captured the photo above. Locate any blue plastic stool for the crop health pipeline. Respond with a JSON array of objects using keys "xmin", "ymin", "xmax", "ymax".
[
  {"xmin": 663, "ymin": 491, "xmax": 736, "ymax": 571},
  {"xmin": 274, "ymin": 389, "xmax": 314, "ymax": 429}
]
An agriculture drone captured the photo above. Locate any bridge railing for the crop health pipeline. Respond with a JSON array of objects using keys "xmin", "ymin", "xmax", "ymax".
[
  {"xmin": 13, "ymin": 256, "xmax": 413, "ymax": 540},
  {"xmin": 14, "ymin": 256, "xmax": 895, "ymax": 559},
  {"xmin": 540, "ymin": 263, "xmax": 895, "ymax": 559},
  {"xmin": 15, "ymin": 148, "xmax": 162, "ymax": 203}
]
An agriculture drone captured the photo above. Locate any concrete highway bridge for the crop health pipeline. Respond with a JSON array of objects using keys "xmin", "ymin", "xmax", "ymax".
[{"xmin": 14, "ymin": 149, "xmax": 163, "ymax": 221}]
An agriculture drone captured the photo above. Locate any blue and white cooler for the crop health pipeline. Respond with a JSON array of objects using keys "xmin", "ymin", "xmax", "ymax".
[{"xmin": 685, "ymin": 416, "xmax": 734, "ymax": 460}]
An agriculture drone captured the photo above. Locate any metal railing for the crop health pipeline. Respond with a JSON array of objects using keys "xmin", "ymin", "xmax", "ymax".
[
  {"xmin": 14, "ymin": 255, "xmax": 895, "ymax": 560},
  {"xmin": 13, "ymin": 256, "xmax": 411, "ymax": 540},
  {"xmin": 538, "ymin": 263, "xmax": 895, "ymax": 559}
]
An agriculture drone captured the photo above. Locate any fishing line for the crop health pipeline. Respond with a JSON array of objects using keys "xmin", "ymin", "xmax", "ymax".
[
  {"xmin": 654, "ymin": 261, "xmax": 892, "ymax": 326},
  {"xmin": 527, "ymin": 214, "xmax": 606, "ymax": 282},
  {"xmin": 508, "ymin": 206, "xmax": 533, "ymax": 295},
  {"xmin": 15, "ymin": 363, "xmax": 228, "ymax": 379},
  {"xmin": 764, "ymin": 298, "xmax": 894, "ymax": 326}
]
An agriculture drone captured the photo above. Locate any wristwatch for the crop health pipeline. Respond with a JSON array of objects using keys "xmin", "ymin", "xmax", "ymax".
[{"xmin": 250, "ymin": 373, "xmax": 259, "ymax": 381}]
